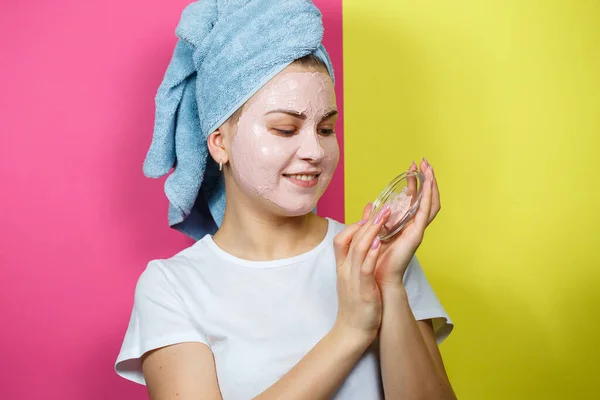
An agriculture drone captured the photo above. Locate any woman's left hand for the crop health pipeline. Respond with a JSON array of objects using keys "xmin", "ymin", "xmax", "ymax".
[{"xmin": 361, "ymin": 158, "xmax": 441, "ymax": 291}]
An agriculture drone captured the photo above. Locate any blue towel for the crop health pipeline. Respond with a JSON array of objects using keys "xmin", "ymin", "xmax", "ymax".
[{"xmin": 142, "ymin": 0, "xmax": 335, "ymax": 240}]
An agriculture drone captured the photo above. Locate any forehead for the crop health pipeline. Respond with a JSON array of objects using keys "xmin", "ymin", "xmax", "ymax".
[{"xmin": 246, "ymin": 68, "xmax": 335, "ymax": 111}]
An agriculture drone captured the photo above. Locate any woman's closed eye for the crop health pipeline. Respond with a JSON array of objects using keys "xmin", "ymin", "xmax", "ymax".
[
  {"xmin": 272, "ymin": 127, "xmax": 297, "ymax": 136},
  {"xmin": 271, "ymin": 127, "xmax": 336, "ymax": 136},
  {"xmin": 319, "ymin": 128, "xmax": 335, "ymax": 136}
]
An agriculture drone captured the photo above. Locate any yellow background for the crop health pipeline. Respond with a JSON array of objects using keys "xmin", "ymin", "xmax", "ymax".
[{"xmin": 343, "ymin": 1, "xmax": 600, "ymax": 398}]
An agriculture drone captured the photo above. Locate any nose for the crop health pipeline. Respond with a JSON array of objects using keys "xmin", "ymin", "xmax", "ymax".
[{"xmin": 296, "ymin": 130, "xmax": 325, "ymax": 163}]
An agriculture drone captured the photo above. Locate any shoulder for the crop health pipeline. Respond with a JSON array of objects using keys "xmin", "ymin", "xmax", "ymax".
[
  {"xmin": 135, "ymin": 238, "xmax": 212, "ymax": 294},
  {"xmin": 326, "ymin": 217, "xmax": 347, "ymax": 236}
]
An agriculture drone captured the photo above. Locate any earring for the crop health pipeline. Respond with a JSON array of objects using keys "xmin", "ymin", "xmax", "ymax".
[{"xmin": 219, "ymin": 160, "xmax": 223, "ymax": 171}]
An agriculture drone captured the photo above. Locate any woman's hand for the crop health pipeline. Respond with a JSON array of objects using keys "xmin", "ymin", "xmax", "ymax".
[
  {"xmin": 366, "ymin": 158, "xmax": 441, "ymax": 291},
  {"xmin": 332, "ymin": 204, "xmax": 392, "ymax": 343}
]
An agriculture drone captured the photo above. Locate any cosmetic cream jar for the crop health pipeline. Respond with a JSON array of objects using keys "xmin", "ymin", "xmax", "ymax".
[{"xmin": 369, "ymin": 170, "xmax": 425, "ymax": 240}]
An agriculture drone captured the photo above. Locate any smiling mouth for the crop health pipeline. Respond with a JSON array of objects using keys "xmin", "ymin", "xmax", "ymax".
[
  {"xmin": 284, "ymin": 174, "xmax": 320, "ymax": 181},
  {"xmin": 283, "ymin": 173, "xmax": 321, "ymax": 188}
]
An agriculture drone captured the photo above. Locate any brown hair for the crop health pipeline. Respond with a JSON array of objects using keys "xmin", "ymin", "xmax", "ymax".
[{"xmin": 226, "ymin": 54, "xmax": 331, "ymax": 125}]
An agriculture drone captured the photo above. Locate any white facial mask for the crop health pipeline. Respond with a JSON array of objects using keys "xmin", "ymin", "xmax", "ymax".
[{"xmin": 230, "ymin": 71, "xmax": 339, "ymax": 214}]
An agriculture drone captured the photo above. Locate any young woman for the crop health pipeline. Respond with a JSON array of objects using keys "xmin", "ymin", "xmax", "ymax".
[{"xmin": 115, "ymin": 2, "xmax": 455, "ymax": 400}]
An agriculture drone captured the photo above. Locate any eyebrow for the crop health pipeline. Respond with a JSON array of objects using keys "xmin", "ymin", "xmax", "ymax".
[{"xmin": 265, "ymin": 109, "xmax": 338, "ymax": 122}]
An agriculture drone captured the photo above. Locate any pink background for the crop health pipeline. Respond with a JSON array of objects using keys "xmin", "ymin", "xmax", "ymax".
[{"xmin": 0, "ymin": 1, "xmax": 343, "ymax": 399}]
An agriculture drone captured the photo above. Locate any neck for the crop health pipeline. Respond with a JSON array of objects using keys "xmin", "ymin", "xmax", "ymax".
[{"xmin": 213, "ymin": 193, "xmax": 328, "ymax": 262}]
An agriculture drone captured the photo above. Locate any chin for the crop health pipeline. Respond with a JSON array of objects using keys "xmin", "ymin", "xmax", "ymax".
[
  {"xmin": 269, "ymin": 199, "xmax": 319, "ymax": 217},
  {"xmin": 278, "ymin": 204, "xmax": 317, "ymax": 217}
]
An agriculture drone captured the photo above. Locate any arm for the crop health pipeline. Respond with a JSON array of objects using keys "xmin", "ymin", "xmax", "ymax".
[
  {"xmin": 142, "ymin": 343, "xmax": 222, "ymax": 400},
  {"xmin": 141, "ymin": 323, "xmax": 372, "ymax": 400},
  {"xmin": 254, "ymin": 323, "xmax": 372, "ymax": 399},
  {"xmin": 378, "ymin": 285, "xmax": 456, "ymax": 400}
]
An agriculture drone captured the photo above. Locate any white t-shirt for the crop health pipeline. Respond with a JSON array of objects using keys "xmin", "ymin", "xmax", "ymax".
[{"xmin": 115, "ymin": 218, "xmax": 453, "ymax": 399}]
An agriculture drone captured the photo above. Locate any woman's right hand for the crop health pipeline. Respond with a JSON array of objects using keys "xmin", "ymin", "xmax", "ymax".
[{"xmin": 332, "ymin": 202, "xmax": 391, "ymax": 344}]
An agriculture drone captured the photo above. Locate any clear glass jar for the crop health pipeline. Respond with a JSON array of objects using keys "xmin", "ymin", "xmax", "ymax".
[{"xmin": 369, "ymin": 169, "xmax": 425, "ymax": 240}]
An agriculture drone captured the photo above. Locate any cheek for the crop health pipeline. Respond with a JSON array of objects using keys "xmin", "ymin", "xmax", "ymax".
[
  {"xmin": 258, "ymin": 142, "xmax": 295, "ymax": 169},
  {"xmin": 321, "ymin": 138, "xmax": 340, "ymax": 169},
  {"xmin": 231, "ymin": 123, "xmax": 294, "ymax": 177},
  {"xmin": 232, "ymin": 122, "xmax": 267, "ymax": 160}
]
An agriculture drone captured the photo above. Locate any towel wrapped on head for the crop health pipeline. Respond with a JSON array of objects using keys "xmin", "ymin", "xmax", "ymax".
[{"xmin": 142, "ymin": 0, "xmax": 335, "ymax": 240}]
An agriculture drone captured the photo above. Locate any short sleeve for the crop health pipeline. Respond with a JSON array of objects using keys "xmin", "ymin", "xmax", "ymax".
[
  {"xmin": 403, "ymin": 255, "xmax": 454, "ymax": 344},
  {"xmin": 114, "ymin": 260, "xmax": 209, "ymax": 385}
]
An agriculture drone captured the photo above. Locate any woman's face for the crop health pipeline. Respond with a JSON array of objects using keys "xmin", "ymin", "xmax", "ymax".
[{"xmin": 228, "ymin": 66, "xmax": 339, "ymax": 216}]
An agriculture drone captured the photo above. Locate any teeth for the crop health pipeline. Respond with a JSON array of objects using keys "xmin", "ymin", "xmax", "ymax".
[{"xmin": 289, "ymin": 174, "xmax": 317, "ymax": 181}]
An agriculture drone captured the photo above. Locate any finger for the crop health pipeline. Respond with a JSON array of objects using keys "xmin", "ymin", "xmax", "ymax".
[
  {"xmin": 362, "ymin": 202, "xmax": 373, "ymax": 221},
  {"xmin": 420, "ymin": 157, "xmax": 428, "ymax": 175},
  {"xmin": 345, "ymin": 206, "xmax": 377, "ymax": 263},
  {"xmin": 333, "ymin": 222, "xmax": 364, "ymax": 269},
  {"xmin": 407, "ymin": 160, "xmax": 418, "ymax": 196},
  {"xmin": 358, "ymin": 236, "xmax": 381, "ymax": 298},
  {"xmin": 429, "ymin": 170, "xmax": 441, "ymax": 224},
  {"xmin": 348, "ymin": 204, "xmax": 391, "ymax": 267},
  {"xmin": 414, "ymin": 166, "xmax": 434, "ymax": 232}
]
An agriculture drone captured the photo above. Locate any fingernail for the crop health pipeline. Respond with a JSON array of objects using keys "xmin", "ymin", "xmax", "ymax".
[
  {"xmin": 358, "ymin": 219, "xmax": 367, "ymax": 226},
  {"xmin": 371, "ymin": 236, "xmax": 381, "ymax": 250},
  {"xmin": 374, "ymin": 214, "xmax": 382, "ymax": 224},
  {"xmin": 374, "ymin": 204, "xmax": 391, "ymax": 224}
]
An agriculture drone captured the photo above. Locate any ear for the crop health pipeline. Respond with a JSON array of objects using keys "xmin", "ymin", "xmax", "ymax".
[{"xmin": 207, "ymin": 126, "xmax": 229, "ymax": 166}]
